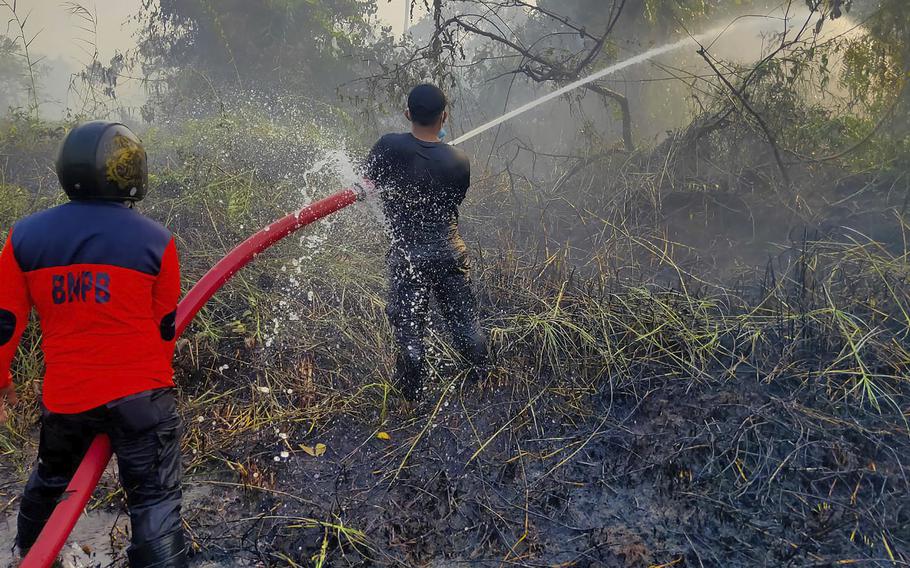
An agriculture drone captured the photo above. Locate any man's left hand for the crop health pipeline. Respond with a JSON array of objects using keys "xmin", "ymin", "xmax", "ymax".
[{"xmin": 354, "ymin": 179, "xmax": 378, "ymax": 201}]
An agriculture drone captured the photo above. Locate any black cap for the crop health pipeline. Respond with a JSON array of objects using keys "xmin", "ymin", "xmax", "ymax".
[{"xmin": 407, "ymin": 83, "xmax": 447, "ymax": 126}]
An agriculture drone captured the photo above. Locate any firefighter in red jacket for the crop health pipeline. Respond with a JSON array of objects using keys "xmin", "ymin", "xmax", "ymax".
[{"xmin": 0, "ymin": 122, "xmax": 187, "ymax": 567}]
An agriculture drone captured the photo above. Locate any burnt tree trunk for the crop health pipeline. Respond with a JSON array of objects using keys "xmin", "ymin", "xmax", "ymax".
[{"xmin": 586, "ymin": 83, "xmax": 634, "ymax": 152}]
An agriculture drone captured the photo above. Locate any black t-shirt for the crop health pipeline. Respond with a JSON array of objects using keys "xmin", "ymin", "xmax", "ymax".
[{"xmin": 366, "ymin": 133, "xmax": 471, "ymax": 260}]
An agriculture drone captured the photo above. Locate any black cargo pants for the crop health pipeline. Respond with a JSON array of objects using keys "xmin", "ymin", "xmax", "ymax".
[
  {"xmin": 17, "ymin": 388, "xmax": 184, "ymax": 560},
  {"xmin": 386, "ymin": 253, "xmax": 489, "ymax": 399}
]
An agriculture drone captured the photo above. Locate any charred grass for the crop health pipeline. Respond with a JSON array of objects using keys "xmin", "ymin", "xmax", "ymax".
[{"xmin": 164, "ymin": 154, "xmax": 910, "ymax": 566}]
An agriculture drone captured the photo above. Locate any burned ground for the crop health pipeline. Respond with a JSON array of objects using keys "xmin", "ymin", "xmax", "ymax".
[
  {"xmin": 1, "ymin": 91, "xmax": 910, "ymax": 568},
  {"xmin": 129, "ymin": 350, "xmax": 910, "ymax": 566}
]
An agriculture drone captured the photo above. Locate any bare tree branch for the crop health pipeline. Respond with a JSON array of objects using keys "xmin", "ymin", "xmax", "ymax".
[{"xmin": 698, "ymin": 47, "xmax": 791, "ymax": 187}]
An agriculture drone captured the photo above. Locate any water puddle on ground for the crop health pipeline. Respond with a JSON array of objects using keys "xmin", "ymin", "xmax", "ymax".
[
  {"xmin": 0, "ymin": 463, "xmax": 214, "ymax": 567},
  {"xmin": 0, "ymin": 498, "xmax": 125, "ymax": 567}
]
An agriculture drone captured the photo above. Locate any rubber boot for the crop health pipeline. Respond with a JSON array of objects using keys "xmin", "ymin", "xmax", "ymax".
[
  {"xmin": 15, "ymin": 547, "xmax": 65, "ymax": 568},
  {"xmin": 457, "ymin": 330, "xmax": 490, "ymax": 385},
  {"xmin": 126, "ymin": 530, "xmax": 188, "ymax": 568},
  {"xmin": 16, "ymin": 495, "xmax": 57, "ymax": 551},
  {"xmin": 394, "ymin": 350, "xmax": 427, "ymax": 401}
]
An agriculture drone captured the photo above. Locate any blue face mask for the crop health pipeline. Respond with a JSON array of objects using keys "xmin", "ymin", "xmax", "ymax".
[{"xmin": 438, "ymin": 128, "xmax": 447, "ymax": 141}]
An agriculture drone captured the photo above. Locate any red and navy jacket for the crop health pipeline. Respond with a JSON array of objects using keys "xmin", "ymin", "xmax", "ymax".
[{"xmin": 0, "ymin": 201, "xmax": 180, "ymax": 414}]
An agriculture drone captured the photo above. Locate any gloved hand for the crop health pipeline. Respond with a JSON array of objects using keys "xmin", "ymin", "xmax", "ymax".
[{"xmin": 0, "ymin": 379, "xmax": 17, "ymax": 423}]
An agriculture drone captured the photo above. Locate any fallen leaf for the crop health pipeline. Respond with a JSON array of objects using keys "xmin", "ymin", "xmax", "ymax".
[
  {"xmin": 376, "ymin": 431, "xmax": 391, "ymax": 440},
  {"xmin": 299, "ymin": 443, "xmax": 327, "ymax": 457}
]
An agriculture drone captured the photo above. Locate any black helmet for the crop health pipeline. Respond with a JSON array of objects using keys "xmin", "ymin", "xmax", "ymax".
[{"xmin": 56, "ymin": 121, "xmax": 148, "ymax": 202}]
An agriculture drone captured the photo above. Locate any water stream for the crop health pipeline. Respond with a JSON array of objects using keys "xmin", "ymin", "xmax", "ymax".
[{"xmin": 450, "ymin": 15, "xmax": 799, "ymax": 146}]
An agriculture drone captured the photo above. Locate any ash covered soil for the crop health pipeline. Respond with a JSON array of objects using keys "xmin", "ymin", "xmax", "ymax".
[
  {"xmin": 180, "ymin": 375, "xmax": 909, "ymax": 566},
  {"xmin": 3, "ymin": 369, "xmax": 906, "ymax": 567}
]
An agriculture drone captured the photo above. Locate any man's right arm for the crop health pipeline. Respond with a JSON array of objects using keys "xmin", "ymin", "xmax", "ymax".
[
  {"xmin": 365, "ymin": 136, "xmax": 391, "ymax": 185},
  {"xmin": 0, "ymin": 231, "xmax": 32, "ymax": 419}
]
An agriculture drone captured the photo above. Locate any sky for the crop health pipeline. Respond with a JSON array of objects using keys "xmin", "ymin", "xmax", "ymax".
[
  {"xmin": 20, "ymin": 0, "xmax": 414, "ymax": 63},
  {"xmin": 20, "ymin": 1, "xmax": 138, "ymax": 65}
]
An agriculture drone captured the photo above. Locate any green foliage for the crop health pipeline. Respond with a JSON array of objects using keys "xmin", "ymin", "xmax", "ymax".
[
  {"xmin": 643, "ymin": 0, "xmax": 709, "ymax": 25},
  {"xmin": 841, "ymin": 37, "xmax": 902, "ymax": 105},
  {"xmin": 137, "ymin": 0, "xmax": 392, "ymax": 102},
  {"xmin": 813, "ymin": 0, "xmax": 851, "ymax": 18},
  {"xmin": 686, "ymin": 0, "xmax": 910, "ymax": 175},
  {"xmin": 0, "ymin": 1, "xmax": 42, "ymax": 119},
  {"xmin": 537, "ymin": 0, "xmax": 711, "ymax": 29},
  {"xmin": 837, "ymin": 0, "xmax": 908, "ymax": 109},
  {"xmin": 0, "ymin": 35, "xmax": 26, "ymax": 113},
  {"xmin": 0, "ymin": 184, "xmax": 28, "ymax": 236}
]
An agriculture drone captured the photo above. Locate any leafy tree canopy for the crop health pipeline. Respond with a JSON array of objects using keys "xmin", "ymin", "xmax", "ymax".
[{"xmin": 136, "ymin": 0, "xmax": 391, "ymax": 102}]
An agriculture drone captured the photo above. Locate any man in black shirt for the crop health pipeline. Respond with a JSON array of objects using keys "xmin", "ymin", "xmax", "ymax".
[{"xmin": 366, "ymin": 84, "xmax": 488, "ymax": 400}]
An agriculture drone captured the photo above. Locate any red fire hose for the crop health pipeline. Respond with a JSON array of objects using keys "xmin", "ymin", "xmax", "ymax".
[{"xmin": 20, "ymin": 185, "xmax": 364, "ymax": 567}]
